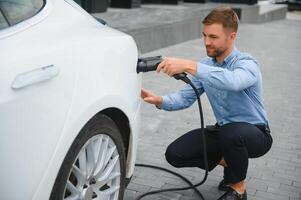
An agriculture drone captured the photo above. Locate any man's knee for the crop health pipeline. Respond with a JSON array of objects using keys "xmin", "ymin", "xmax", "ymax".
[{"xmin": 165, "ymin": 145, "xmax": 184, "ymax": 168}]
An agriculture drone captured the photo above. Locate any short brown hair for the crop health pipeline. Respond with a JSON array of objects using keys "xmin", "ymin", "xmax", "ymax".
[{"xmin": 202, "ymin": 6, "xmax": 239, "ymax": 33}]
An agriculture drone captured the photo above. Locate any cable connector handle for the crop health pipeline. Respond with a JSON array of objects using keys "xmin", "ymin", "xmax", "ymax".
[
  {"xmin": 173, "ymin": 73, "xmax": 191, "ymax": 84},
  {"xmin": 136, "ymin": 56, "xmax": 162, "ymax": 73}
]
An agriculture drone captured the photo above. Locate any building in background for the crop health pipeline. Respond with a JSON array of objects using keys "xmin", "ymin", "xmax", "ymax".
[
  {"xmin": 74, "ymin": 0, "xmax": 109, "ymax": 12},
  {"xmin": 75, "ymin": 0, "xmax": 258, "ymax": 13}
]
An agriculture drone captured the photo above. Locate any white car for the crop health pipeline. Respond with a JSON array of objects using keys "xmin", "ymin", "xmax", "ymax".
[{"xmin": 0, "ymin": 0, "xmax": 141, "ymax": 199}]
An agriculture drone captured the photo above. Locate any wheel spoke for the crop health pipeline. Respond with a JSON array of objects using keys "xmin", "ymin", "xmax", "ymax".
[
  {"xmin": 93, "ymin": 135, "xmax": 103, "ymax": 164},
  {"xmin": 86, "ymin": 141, "xmax": 96, "ymax": 177},
  {"xmin": 93, "ymin": 171, "xmax": 120, "ymax": 189},
  {"xmin": 78, "ymin": 149, "xmax": 87, "ymax": 176},
  {"xmin": 66, "ymin": 180, "xmax": 80, "ymax": 195},
  {"xmin": 64, "ymin": 195, "xmax": 80, "ymax": 200},
  {"xmin": 95, "ymin": 155, "xmax": 119, "ymax": 181},
  {"xmin": 111, "ymin": 187, "xmax": 119, "ymax": 200},
  {"xmin": 90, "ymin": 136, "xmax": 103, "ymax": 177},
  {"xmin": 72, "ymin": 164, "xmax": 86, "ymax": 186},
  {"xmin": 104, "ymin": 146, "xmax": 116, "ymax": 170},
  {"xmin": 95, "ymin": 137, "xmax": 109, "ymax": 173}
]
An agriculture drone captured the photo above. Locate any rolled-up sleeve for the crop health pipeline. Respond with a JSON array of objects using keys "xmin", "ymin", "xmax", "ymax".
[
  {"xmin": 196, "ymin": 59, "xmax": 259, "ymax": 91},
  {"xmin": 159, "ymin": 76, "xmax": 204, "ymax": 111}
]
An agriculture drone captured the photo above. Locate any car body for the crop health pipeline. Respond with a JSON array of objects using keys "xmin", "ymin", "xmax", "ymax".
[{"xmin": 0, "ymin": 0, "xmax": 141, "ymax": 199}]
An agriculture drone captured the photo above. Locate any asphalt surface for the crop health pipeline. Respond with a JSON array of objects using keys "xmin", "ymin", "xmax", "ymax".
[{"xmin": 124, "ymin": 14, "xmax": 301, "ymax": 200}]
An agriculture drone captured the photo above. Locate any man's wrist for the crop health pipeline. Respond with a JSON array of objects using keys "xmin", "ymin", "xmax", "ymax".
[
  {"xmin": 186, "ymin": 61, "xmax": 197, "ymax": 75},
  {"xmin": 155, "ymin": 96, "xmax": 163, "ymax": 109}
]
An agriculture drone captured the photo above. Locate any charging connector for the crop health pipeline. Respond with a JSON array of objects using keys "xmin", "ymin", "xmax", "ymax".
[{"xmin": 137, "ymin": 56, "xmax": 162, "ymax": 73}]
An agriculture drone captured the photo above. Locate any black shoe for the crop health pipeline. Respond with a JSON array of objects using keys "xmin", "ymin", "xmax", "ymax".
[
  {"xmin": 218, "ymin": 179, "xmax": 231, "ymax": 191},
  {"xmin": 217, "ymin": 188, "xmax": 247, "ymax": 200},
  {"xmin": 218, "ymin": 167, "xmax": 231, "ymax": 191}
]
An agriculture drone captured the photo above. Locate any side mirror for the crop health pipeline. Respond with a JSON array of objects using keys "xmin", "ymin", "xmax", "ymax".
[{"xmin": 94, "ymin": 17, "xmax": 107, "ymax": 26}]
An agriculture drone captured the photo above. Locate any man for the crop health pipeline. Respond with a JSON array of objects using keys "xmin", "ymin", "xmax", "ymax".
[{"xmin": 140, "ymin": 7, "xmax": 273, "ymax": 200}]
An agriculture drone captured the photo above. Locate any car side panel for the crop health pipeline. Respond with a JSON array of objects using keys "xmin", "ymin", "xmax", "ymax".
[
  {"xmin": 31, "ymin": 1, "xmax": 141, "ymax": 199},
  {"xmin": 0, "ymin": 0, "xmax": 140, "ymax": 199},
  {"xmin": 0, "ymin": 2, "xmax": 81, "ymax": 200}
]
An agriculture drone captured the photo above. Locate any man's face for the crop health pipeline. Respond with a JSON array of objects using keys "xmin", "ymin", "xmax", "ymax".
[{"xmin": 202, "ymin": 23, "xmax": 235, "ymax": 58}]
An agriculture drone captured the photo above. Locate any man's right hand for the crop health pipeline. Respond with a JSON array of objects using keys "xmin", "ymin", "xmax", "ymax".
[{"xmin": 140, "ymin": 88, "xmax": 163, "ymax": 106}]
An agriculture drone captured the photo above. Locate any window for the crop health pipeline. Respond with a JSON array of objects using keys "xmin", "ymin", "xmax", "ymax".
[
  {"xmin": 0, "ymin": 0, "xmax": 45, "ymax": 31},
  {"xmin": 0, "ymin": 10, "xmax": 8, "ymax": 30}
]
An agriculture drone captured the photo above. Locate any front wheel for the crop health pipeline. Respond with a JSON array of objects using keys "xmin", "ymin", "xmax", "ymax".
[{"xmin": 50, "ymin": 115, "xmax": 126, "ymax": 200}]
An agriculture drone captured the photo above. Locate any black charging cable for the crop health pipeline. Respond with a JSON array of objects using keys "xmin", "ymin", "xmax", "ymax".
[{"xmin": 135, "ymin": 56, "xmax": 209, "ymax": 200}]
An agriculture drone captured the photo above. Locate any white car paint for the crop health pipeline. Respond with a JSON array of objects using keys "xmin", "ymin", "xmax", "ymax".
[{"xmin": 0, "ymin": 0, "xmax": 141, "ymax": 199}]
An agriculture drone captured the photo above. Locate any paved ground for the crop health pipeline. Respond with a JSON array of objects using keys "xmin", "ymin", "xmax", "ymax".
[{"xmin": 124, "ymin": 14, "xmax": 301, "ymax": 200}]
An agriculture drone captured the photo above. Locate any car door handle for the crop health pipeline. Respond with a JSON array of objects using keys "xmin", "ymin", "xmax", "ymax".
[{"xmin": 11, "ymin": 64, "xmax": 60, "ymax": 89}]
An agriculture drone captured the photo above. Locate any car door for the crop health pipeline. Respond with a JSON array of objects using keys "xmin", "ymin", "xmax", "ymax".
[{"xmin": 0, "ymin": 1, "xmax": 78, "ymax": 199}]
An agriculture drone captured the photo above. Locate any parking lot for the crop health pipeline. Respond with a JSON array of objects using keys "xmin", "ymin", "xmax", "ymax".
[{"xmin": 125, "ymin": 13, "xmax": 301, "ymax": 200}]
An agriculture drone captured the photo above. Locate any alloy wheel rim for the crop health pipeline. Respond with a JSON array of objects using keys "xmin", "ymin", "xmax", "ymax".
[{"xmin": 63, "ymin": 134, "xmax": 121, "ymax": 200}]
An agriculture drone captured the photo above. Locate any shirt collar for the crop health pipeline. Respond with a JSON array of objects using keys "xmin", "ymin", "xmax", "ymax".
[{"xmin": 213, "ymin": 47, "xmax": 239, "ymax": 66}]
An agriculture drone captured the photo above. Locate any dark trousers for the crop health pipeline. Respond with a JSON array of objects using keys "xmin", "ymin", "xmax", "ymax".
[{"xmin": 165, "ymin": 122, "xmax": 273, "ymax": 184}]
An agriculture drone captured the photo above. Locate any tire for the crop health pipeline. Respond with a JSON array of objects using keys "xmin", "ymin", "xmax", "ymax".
[{"xmin": 50, "ymin": 115, "xmax": 126, "ymax": 200}]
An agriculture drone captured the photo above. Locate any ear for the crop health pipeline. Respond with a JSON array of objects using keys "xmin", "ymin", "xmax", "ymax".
[{"xmin": 229, "ymin": 32, "xmax": 236, "ymax": 40}]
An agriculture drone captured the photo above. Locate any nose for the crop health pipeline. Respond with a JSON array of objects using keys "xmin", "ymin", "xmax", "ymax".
[{"xmin": 203, "ymin": 36, "xmax": 210, "ymax": 46}]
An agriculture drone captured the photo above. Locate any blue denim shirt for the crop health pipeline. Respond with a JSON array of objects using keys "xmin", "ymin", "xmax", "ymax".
[{"xmin": 160, "ymin": 48, "xmax": 268, "ymax": 126}]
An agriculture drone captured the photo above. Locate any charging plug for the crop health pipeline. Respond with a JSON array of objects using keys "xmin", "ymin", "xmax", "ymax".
[{"xmin": 136, "ymin": 56, "xmax": 162, "ymax": 73}]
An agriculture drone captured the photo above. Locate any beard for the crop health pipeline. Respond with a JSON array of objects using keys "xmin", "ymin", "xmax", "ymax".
[{"xmin": 206, "ymin": 45, "xmax": 226, "ymax": 58}]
